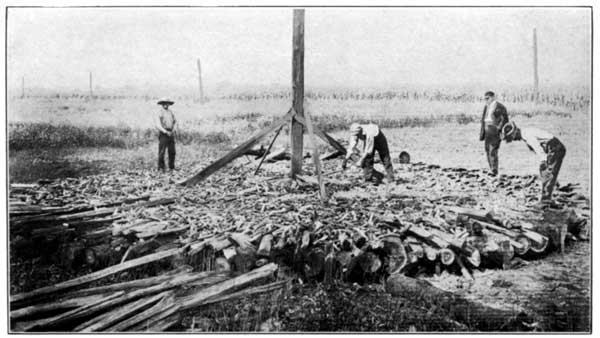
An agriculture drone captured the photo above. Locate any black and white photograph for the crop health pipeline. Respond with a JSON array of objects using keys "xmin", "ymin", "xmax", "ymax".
[{"xmin": 4, "ymin": 2, "xmax": 594, "ymax": 333}]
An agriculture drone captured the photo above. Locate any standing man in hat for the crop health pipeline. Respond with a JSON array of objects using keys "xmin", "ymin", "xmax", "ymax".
[
  {"xmin": 341, "ymin": 123, "xmax": 394, "ymax": 185},
  {"xmin": 501, "ymin": 121, "xmax": 566, "ymax": 206},
  {"xmin": 154, "ymin": 98, "xmax": 177, "ymax": 171},
  {"xmin": 480, "ymin": 91, "xmax": 509, "ymax": 176}
]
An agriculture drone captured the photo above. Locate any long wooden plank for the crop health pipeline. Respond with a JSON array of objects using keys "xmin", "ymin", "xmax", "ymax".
[
  {"xmin": 77, "ymin": 291, "xmax": 169, "ymax": 332},
  {"xmin": 180, "ymin": 263, "xmax": 278, "ymax": 310},
  {"xmin": 179, "ymin": 110, "xmax": 293, "ymax": 186},
  {"xmin": 293, "ymin": 115, "xmax": 346, "ymax": 155},
  {"xmin": 60, "ymin": 270, "xmax": 208, "ymax": 300},
  {"xmin": 11, "ymin": 247, "xmax": 183, "ymax": 307},
  {"xmin": 29, "ymin": 272, "xmax": 211, "ymax": 331},
  {"xmin": 10, "ymin": 294, "xmax": 107, "ymax": 321},
  {"xmin": 128, "ymin": 303, "xmax": 181, "ymax": 332},
  {"xmin": 106, "ymin": 290, "xmax": 176, "ymax": 332},
  {"xmin": 199, "ymin": 279, "xmax": 289, "ymax": 307}
]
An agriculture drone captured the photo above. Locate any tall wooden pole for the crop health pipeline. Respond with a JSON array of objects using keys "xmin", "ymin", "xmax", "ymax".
[
  {"xmin": 197, "ymin": 58, "xmax": 204, "ymax": 103},
  {"xmin": 89, "ymin": 72, "xmax": 93, "ymax": 98},
  {"xmin": 290, "ymin": 9, "xmax": 305, "ymax": 178},
  {"xmin": 533, "ymin": 28, "xmax": 539, "ymax": 102}
]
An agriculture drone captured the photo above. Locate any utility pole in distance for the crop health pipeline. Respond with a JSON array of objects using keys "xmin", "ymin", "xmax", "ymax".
[
  {"xmin": 89, "ymin": 71, "xmax": 93, "ymax": 98},
  {"xmin": 290, "ymin": 9, "xmax": 305, "ymax": 178},
  {"xmin": 197, "ymin": 58, "xmax": 204, "ymax": 103},
  {"xmin": 533, "ymin": 28, "xmax": 539, "ymax": 102},
  {"xmin": 21, "ymin": 76, "xmax": 25, "ymax": 98}
]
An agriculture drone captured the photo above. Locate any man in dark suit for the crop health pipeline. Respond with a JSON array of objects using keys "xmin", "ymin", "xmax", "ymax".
[{"xmin": 480, "ymin": 91, "xmax": 509, "ymax": 176}]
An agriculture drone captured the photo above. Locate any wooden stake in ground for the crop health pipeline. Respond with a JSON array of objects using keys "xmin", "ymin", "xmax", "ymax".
[
  {"xmin": 290, "ymin": 9, "xmax": 305, "ymax": 178},
  {"xmin": 304, "ymin": 107, "xmax": 328, "ymax": 202}
]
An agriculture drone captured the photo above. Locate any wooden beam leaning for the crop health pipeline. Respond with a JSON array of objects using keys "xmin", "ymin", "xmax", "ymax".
[
  {"xmin": 179, "ymin": 109, "xmax": 293, "ymax": 186},
  {"xmin": 293, "ymin": 115, "xmax": 347, "ymax": 155},
  {"xmin": 290, "ymin": 9, "xmax": 305, "ymax": 178},
  {"xmin": 254, "ymin": 124, "xmax": 285, "ymax": 175}
]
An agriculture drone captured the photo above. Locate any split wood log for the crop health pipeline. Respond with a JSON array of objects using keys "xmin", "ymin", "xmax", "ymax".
[
  {"xmin": 439, "ymin": 248, "xmax": 456, "ymax": 266},
  {"xmin": 386, "ymin": 274, "xmax": 531, "ymax": 331},
  {"xmin": 24, "ymin": 291, "xmax": 126, "ymax": 331},
  {"xmin": 10, "ymin": 294, "xmax": 107, "ymax": 321},
  {"xmin": 381, "ymin": 235, "xmax": 408, "ymax": 274},
  {"xmin": 27, "ymin": 271, "xmax": 214, "ymax": 331},
  {"xmin": 180, "ymin": 263, "xmax": 278, "ymax": 310},
  {"xmin": 257, "ymin": 234, "xmax": 273, "ymax": 257},
  {"xmin": 422, "ymin": 244, "xmax": 439, "ymax": 262},
  {"xmin": 58, "ymin": 271, "xmax": 193, "ymax": 300},
  {"xmin": 142, "ymin": 313, "xmax": 181, "ymax": 332},
  {"xmin": 467, "ymin": 236, "xmax": 514, "ymax": 268},
  {"xmin": 473, "ymin": 220, "xmax": 533, "ymax": 255},
  {"xmin": 11, "ymin": 247, "xmax": 183, "ymax": 308},
  {"xmin": 75, "ymin": 291, "xmax": 169, "ymax": 332},
  {"xmin": 128, "ymin": 302, "xmax": 180, "ymax": 332},
  {"xmin": 197, "ymin": 279, "xmax": 289, "ymax": 308},
  {"xmin": 451, "ymin": 207, "xmax": 548, "ymax": 253},
  {"xmin": 179, "ymin": 109, "xmax": 293, "ymax": 186},
  {"xmin": 104, "ymin": 292, "xmax": 176, "ymax": 332},
  {"xmin": 357, "ymin": 251, "xmax": 382, "ymax": 274},
  {"xmin": 408, "ymin": 224, "xmax": 480, "ymax": 267}
]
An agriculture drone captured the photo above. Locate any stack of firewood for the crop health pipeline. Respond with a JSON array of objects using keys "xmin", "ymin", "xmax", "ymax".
[{"xmin": 8, "ymin": 161, "xmax": 590, "ymax": 332}]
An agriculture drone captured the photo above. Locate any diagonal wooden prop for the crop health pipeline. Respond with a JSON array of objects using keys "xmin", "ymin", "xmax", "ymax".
[{"xmin": 178, "ymin": 109, "xmax": 346, "ymax": 187}]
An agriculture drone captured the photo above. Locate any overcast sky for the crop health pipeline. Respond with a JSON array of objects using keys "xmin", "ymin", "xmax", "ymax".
[{"xmin": 7, "ymin": 7, "xmax": 592, "ymax": 93}]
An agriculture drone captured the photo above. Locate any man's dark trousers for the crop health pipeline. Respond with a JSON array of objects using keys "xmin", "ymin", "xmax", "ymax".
[
  {"xmin": 361, "ymin": 132, "xmax": 394, "ymax": 184},
  {"xmin": 158, "ymin": 131, "xmax": 176, "ymax": 170},
  {"xmin": 540, "ymin": 138, "xmax": 566, "ymax": 201},
  {"xmin": 484, "ymin": 124, "xmax": 501, "ymax": 175}
]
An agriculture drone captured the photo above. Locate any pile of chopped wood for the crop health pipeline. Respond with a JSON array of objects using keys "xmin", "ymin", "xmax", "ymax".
[{"xmin": 8, "ymin": 162, "xmax": 590, "ymax": 332}]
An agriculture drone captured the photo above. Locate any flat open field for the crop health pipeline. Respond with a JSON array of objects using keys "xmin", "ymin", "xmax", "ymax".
[{"xmin": 8, "ymin": 93, "xmax": 591, "ymax": 332}]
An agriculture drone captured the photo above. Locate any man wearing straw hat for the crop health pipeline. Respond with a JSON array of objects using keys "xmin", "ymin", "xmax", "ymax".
[
  {"xmin": 480, "ymin": 91, "xmax": 509, "ymax": 177},
  {"xmin": 501, "ymin": 121, "xmax": 566, "ymax": 206},
  {"xmin": 154, "ymin": 98, "xmax": 177, "ymax": 171},
  {"xmin": 341, "ymin": 123, "xmax": 394, "ymax": 185}
]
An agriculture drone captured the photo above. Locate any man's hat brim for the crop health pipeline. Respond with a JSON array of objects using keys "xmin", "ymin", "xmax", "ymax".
[{"xmin": 157, "ymin": 98, "xmax": 174, "ymax": 105}]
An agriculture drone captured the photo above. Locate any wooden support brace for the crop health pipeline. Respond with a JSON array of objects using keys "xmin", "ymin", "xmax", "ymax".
[
  {"xmin": 293, "ymin": 115, "xmax": 347, "ymax": 155},
  {"xmin": 254, "ymin": 125, "xmax": 285, "ymax": 175},
  {"xmin": 179, "ymin": 110, "xmax": 293, "ymax": 186}
]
